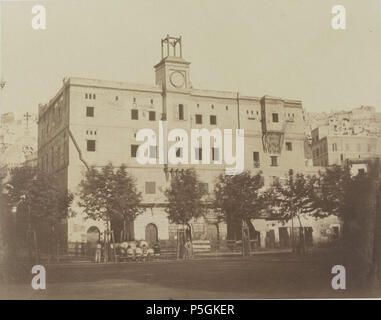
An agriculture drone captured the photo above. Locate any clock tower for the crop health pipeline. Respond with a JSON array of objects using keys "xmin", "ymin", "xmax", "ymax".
[{"xmin": 154, "ymin": 35, "xmax": 191, "ymax": 90}]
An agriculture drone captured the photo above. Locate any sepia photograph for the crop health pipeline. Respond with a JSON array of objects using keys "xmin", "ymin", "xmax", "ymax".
[{"xmin": 0, "ymin": 0, "xmax": 380, "ymax": 303}]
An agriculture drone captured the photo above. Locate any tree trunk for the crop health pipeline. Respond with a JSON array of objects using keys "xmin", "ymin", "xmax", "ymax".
[
  {"xmin": 215, "ymin": 223, "xmax": 220, "ymax": 251},
  {"xmin": 296, "ymin": 215, "xmax": 306, "ymax": 255},
  {"xmin": 369, "ymin": 174, "xmax": 381, "ymax": 286}
]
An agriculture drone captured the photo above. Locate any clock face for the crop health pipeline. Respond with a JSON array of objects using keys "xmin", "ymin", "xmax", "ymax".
[{"xmin": 170, "ymin": 71, "xmax": 185, "ymax": 88}]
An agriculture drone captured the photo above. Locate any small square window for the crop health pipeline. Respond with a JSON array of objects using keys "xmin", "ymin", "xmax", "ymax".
[
  {"xmin": 270, "ymin": 156, "xmax": 278, "ymax": 167},
  {"xmin": 87, "ymin": 140, "xmax": 96, "ymax": 152},
  {"xmin": 210, "ymin": 115, "xmax": 217, "ymax": 125},
  {"xmin": 131, "ymin": 109, "xmax": 138, "ymax": 120},
  {"xmin": 86, "ymin": 107, "xmax": 94, "ymax": 117},
  {"xmin": 145, "ymin": 181, "xmax": 156, "ymax": 194},
  {"xmin": 149, "ymin": 111, "xmax": 156, "ymax": 121},
  {"xmin": 272, "ymin": 113, "xmax": 279, "ymax": 123},
  {"xmin": 195, "ymin": 114, "xmax": 202, "ymax": 124},
  {"xmin": 286, "ymin": 142, "xmax": 292, "ymax": 151},
  {"xmin": 131, "ymin": 145, "xmax": 138, "ymax": 158}
]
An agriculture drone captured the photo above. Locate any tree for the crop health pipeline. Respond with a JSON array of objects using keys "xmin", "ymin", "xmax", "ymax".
[
  {"xmin": 78, "ymin": 163, "xmax": 143, "ymax": 241},
  {"xmin": 6, "ymin": 166, "xmax": 73, "ymax": 259},
  {"xmin": 311, "ymin": 165, "xmax": 352, "ymax": 218},
  {"xmin": 164, "ymin": 168, "xmax": 207, "ymax": 256},
  {"xmin": 213, "ymin": 171, "xmax": 265, "ymax": 253},
  {"xmin": 268, "ymin": 169, "xmax": 319, "ymax": 253},
  {"xmin": 313, "ymin": 163, "xmax": 381, "ymax": 289}
]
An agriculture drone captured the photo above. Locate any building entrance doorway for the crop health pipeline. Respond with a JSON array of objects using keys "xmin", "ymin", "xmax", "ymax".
[{"xmin": 145, "ymin": 223, "xmax": 158, "ymax": 246}]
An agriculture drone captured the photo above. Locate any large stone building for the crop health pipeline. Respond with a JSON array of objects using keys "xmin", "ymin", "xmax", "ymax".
[{"xmin": 37, "ymin": 36, "xmax": 339, "ymax": 253}]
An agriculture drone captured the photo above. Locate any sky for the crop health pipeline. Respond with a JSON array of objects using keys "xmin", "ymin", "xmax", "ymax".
[{"xmin": 1, "ymin": 0, "xmax": 381, "ymax": 118}]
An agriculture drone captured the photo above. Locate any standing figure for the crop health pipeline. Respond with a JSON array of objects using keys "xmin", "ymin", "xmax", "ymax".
[
  {"xmin": 95, "ymin": 241, "xmax": 102, "ymax": 263},
  {"xmin": 184, "ymin": 239, "xmax": 192, "ymax": 260},
  {"xmin": 153, "ymin": 242, "xmax": 161, "ymax": 259}
]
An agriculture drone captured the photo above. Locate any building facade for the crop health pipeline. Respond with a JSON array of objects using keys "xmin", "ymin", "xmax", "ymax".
[
  {"xmin": 311, "ymin": 123, "xmax": 381, "ymax": 170},
  {"xmin": 37, "ymin": 36, "xmax": 339, "ymax": 253}
]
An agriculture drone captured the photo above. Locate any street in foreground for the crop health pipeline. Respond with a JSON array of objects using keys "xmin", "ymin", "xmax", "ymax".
[{"xmin": 1, "ymin": 252, "xmax": 379, "ymax": 299}]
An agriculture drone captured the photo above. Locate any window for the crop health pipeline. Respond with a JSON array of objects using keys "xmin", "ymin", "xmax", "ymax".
[
  {"xmin": 131, "ymin": 109, "xmax": 138, "ymax": 120},
  {"xmin": 149, "ymin": 111, "xmax": 156, "ymax": 121},
  {"xmin": 178, "ymin": 104, "xmax": 184, "ymax": 120},
  {"xmin": 145, "ymin": 182, "xmax": 156, "ymax": 194},
  {"xmin": 270, "ymin": 156, "xmax": 278, "ymax": 167},
  {"xmin": 92, "ymin": 94, "xmax": 96, "ymax": 99},
  {"xmin": 212, "ymin": 148, "xmax": 220, "ymax": 161},
  {"xmin": 211, "ymin": 104, "xmax": 214, "ymax": 109},
  {"xmin": 131, "ymin": 144, "xmax": 138, "ymax": 158},
  {"xmin": 226, "ymin": 106, "xmax": 228, "ymax": 110},
  {"xmin": 115, "ymin": 96, "xmax": 118, "ymax": 101},
  {"xmin": 210, "ymin": 115, "xmax": 217, "ymax": 125},
  {"xmin": 86, "ymin": 106, "xmax": 94, "ymax": 117},
  {"xmin": 85, "ymin": 93, "xmax": 88, "ymax": 99},
  {"xmin": 253, "ymin": 152, "xmax": 260, "ymax": 168},
  {"xmin": 150, "ymin": 99, "xmax": 154, "ymax": 104},
  {"xmin": 149, "ymin": 146, "xmax": 157, "ymax": 159},
  {"xmin": 270, "ymin": 176, "xmax": 280, "ymax": 186},
  {"xmin": 285, "ymin": 142, "xmax": 292, "ymax": 151},
  {"xmin": 195, "ymin": 148, "xmax": 202, "ymax": 161},
  {"xmin": 195, "ymin": 114, "xmax": 202, "ymax": 124},
  {"xmin": 176, "ymin": 148, "xmax": 182, "ymax": 158},
  {"xmin": 272, "ymin": 113, "xmax": 279, "ymax": 123},
  {"xmin": 87, "ymin": 140, "xmax": 96, "ymax": 152},
  {"xmin": 199, "ymin": 183, "xmax": 209, "ymax": 194}
]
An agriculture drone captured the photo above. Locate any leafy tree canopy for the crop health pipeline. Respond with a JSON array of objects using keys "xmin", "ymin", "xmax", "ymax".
[
  {"xmin": 78, "ymin": 163, "xmax": 143, "ymax": 223},
  {"xmin": 213, "ymin": 170, "xmax": 265, "ymax": 223},
  {"xmin": 164, "ymin": 168, "xmax": 207, "ymax": 225},
  {"xmin": 6, "ymin": 166, "xmax": 73, "ymax": 225}
]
